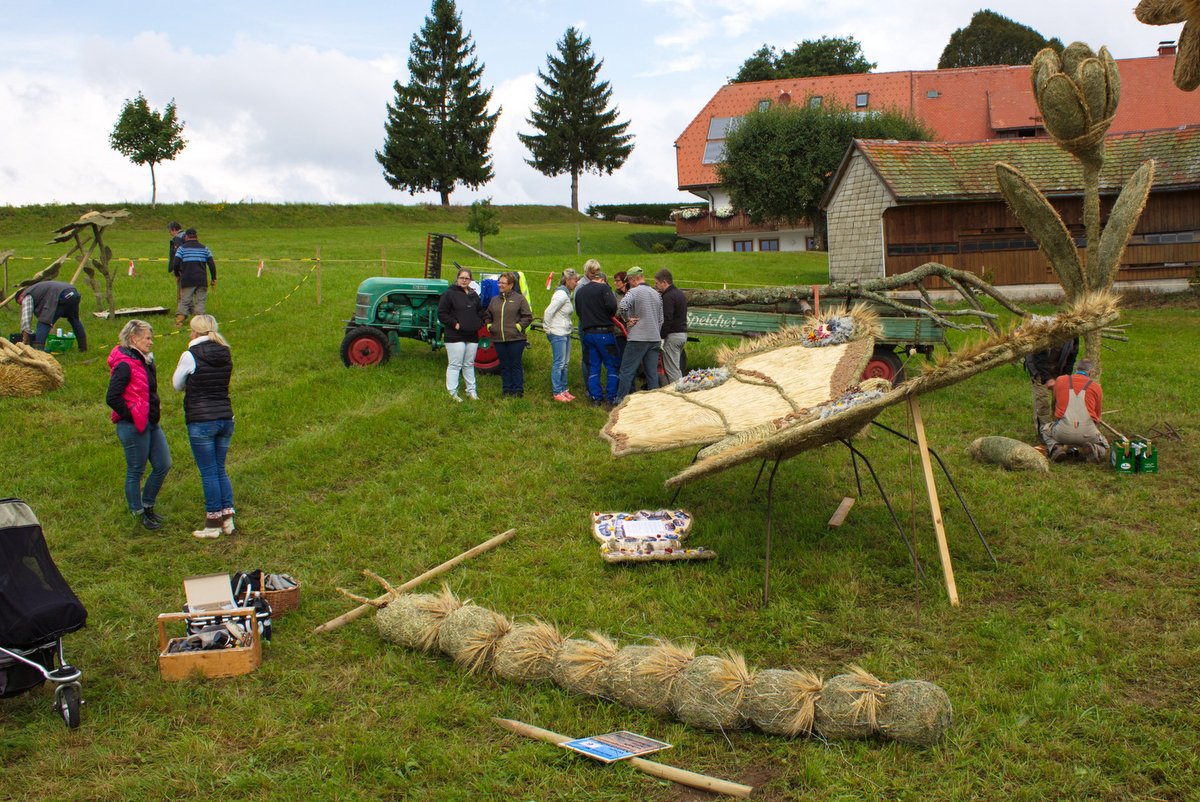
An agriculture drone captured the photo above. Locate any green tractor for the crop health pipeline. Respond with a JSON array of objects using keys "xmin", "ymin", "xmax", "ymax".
[{"xmin": 339, "ymin": 233, "xmax": 519, "ymax": 369}]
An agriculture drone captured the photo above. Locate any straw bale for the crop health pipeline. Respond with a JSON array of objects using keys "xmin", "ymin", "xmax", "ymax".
[
  {"xmin": 743, "ymin": 669, "xmax": 823, "ymax": 736},
  {"xmin": 608, "ymin": 640, "xmax": 694, "ymax": 714},
  {"xmin": 669, "ymin": 651, "xmax": 754, "ymax": 731},
  {"xmin": 437, "ymin": 604, "xmax": 511, "ymax": 674},
  {"xmin": 968, "ymin": 436, "xmax": 1050, "ymax": 473},
  {"xmin": 375, "ymin": 586, "xmax": 463, "ymax": 651},
  {"xmin": 814, "ymin": 668, "xmax": 886, "ymax": 740},
  {"xmin": 877, "ymin": 680, "xmax": 953, "ymax": 746},
  {"xmin": 551, "ymin": 631, "xmax": 618, "ymax": 697},
  {"xmin": 0, "ymin": 338, "xmax": 65, "ymax": 397},
  {"xmin": 491, "ymin": 619, "xmax": 564, "ymax": 683}
]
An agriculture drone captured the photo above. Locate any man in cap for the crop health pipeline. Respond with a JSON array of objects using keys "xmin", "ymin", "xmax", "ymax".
[
  {"xmin": 170, "ymin": 228, "xmax": 217, "ymax": 328},
  {"xmin": 18, "ymin": 280, "xmax": 88, "ymax": 351},
  {"xmin": 613, "ymin": 266, "xmax": 663, "ymax": 405}
]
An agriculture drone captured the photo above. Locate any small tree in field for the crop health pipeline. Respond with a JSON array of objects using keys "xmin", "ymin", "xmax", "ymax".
[
  {"xmin": 519, "ymin": 27, "xmax": 634, "ymax": 212},
  {"xmin": 466, "ymin": 198, "xmax": 500, "ymax": 250},
  {"xmin": 109, "ymin": 93, "xmax": 186, "ymax": 207}
]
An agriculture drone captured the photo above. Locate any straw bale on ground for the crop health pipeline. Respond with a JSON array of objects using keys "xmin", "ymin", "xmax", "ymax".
[
  {"xmin": 375, "ymin": 587, "xmax": 463, "ymax": 650},
  {"xmin": 437, "ymin": 604, "xmax": 511, "ymax": 674},
  {"xmin": 742, "ymin": 669, "xmax": 823, "ymax": 736},
  {"xmin": 669, "ymin": 651, "xmax": 754, "ymax": 731},
  {"xmin": 551, "ymin": 632, "xmax": 618, "ymax": 697},
  {"xmin": 491, "ymin": 620, "xmax": 563, "ymax": 683},
  {"xmin": 968, "ymin": 436, "xmax": 1050, "ymax": 473},
  {"xmin": 877, "ymin": 680, "xmax": 953, "ymax": 745},
  {"xmin": 607, "ymin": 640, "xmax": 695, "ymax": 715},
  {"xmin": 814, "ymin": 667, "xmax": 886, "ymax": 740},
  {"xmin": 0, "ymin": 337, "xmax": 64, "ymax": 397}
]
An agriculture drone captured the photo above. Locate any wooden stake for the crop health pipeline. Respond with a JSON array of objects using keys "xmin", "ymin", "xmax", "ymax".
[
  {"xmin": 828, "ymin": 497, "xmax": 855, "ymax": 527},
  {"xmin": 315, "ymin": 246, "xmax": 322, "ymax": 305},
  {"xmin": 908, "ymin": 396, "xmax": 959, "ymax": 606},
  {"xmin": 313, "ymin": 529, "xmax": 516, "ymax": 634},
  {"xmin": 492, "ymin": 718, "xmax": 753, "ymax": 798}
]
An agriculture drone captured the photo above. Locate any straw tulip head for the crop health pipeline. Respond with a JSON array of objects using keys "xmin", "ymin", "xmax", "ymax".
[
  {"xmin": 1135, "ymin": 0, "xmax": 1200, "ymax": 91},
  {"xmin": 1031, "ymin": 43, "xmax": 1120, "ymax": 166}
]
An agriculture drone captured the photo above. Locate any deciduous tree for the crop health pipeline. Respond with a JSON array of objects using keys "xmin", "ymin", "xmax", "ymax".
[
  {"xmin": 938, "ymin": 9, "xmax": 1064, "ymax": 69},
  {"xmin": 519, "ymin": 27, "xmax": 634, "ymax": 212},
  {"xmin": 376, "ymin": 0, "xmax": 499, "ymax": 206},
  {"xmin": 108, "ymin": 93, "xmax": 186, "ymax": 207},
  {"xmin": 731, "ymin": 36, "xmax": 875, "ymax": 83},
  {"xmin": 716, "ymin": 102, "xmax": 932, "ymax": 242},
  {"xmin": 466, "ymin": 197, "xmax": 500, "ymax": 250}
]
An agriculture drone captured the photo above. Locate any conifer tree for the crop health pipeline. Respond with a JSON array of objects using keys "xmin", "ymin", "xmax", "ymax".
[
  {"xmin": 519, "ymin": 27, "xmax": 634, "ymax": 212},
  {"xmin": 376, "ymin": 0, "xmax": 499, "ymax": 206}
]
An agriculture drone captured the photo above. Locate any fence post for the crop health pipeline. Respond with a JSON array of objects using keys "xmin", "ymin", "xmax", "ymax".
[{"xmin": 315, "ymin": 246, "xmax": 322, "ymax": 306}]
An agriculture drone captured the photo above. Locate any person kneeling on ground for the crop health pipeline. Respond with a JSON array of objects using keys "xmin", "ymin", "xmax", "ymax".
[{"xmin": 1041, "ymin": 358, "xmax": 1109, "ymax": 463}]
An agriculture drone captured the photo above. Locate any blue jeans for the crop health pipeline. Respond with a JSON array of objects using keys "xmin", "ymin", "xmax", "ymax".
[
  {"xmin": 187, "ymin": 419, "xmax": 235, "ymax": 514},
  {"xmin": 547, "ymin": 333, "xmax": 570, "ymax": 395},
  {"xmin": 494, "ymin": 340, "xmax": 526, "ymax": 395},
  {"xmin": 583, "ymin": 332, "xmax": 621, "ymax": 402},
  {"xmin": 115, "ymin": 421, "xmax": 172, "ymax": 514},
  {"xmin": 615, "ymin": 340, "xmax": 660, "ymax": 404}
]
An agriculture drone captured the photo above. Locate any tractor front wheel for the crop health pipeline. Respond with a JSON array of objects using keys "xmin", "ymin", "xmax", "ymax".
[
  {"xmin": 341, "ymin": 327, "xmax": 391, "ymax": 367},
  {"xmin": 861, "ymin": 347, "xmax": 904, "ymax": 385}
]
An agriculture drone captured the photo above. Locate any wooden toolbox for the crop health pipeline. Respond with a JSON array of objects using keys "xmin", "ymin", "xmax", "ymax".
[{"xmin": 156, "ymin": 608, "xmax": 262, "ymax": 681}]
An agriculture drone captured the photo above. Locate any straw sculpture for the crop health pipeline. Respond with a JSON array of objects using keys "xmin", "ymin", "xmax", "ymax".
[
  {"xmin": 1136, "ymin": 0, "xmax": 1200, "ymax": 91},
  {"xmin": 367, "ymin": 583, "xmax": 953, "ymax": 744},
  {"xmin": 968, "ymin": 436, "xmax": 1051, "ymax": 473},
  {"xmin": 602, "ymin": 306, "xmax": 879, "ymax": 457},
  {"xmin": 0, "ymin": 337, "xmax": 65, "ymax": 397},
  {"xmin": 662, "ymin": 292, "xmax": 1120, "ymax": 489}
]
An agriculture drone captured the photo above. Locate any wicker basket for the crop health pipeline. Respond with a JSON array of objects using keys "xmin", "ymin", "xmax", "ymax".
[
  {"xmin": 262, "ymin": 581, "xmax": 300, "ymax": 616},
  {"xmin": 157, "ymin": 608, "xmax": 262, "ymax": 681}
]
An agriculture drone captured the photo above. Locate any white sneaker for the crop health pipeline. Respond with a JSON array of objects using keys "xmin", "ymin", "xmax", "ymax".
[
  {"xmin": 192, "ymin": 527, "xmax": 221, "ymax": 539},
  {"xmin": 466, "ymin": 392, "xmax": 479, "ymax": 400},
  {"xmin": 222, "ymin": 516, "xmax": 236, "ymax": 535},
  {"xmin": 450, "ymin": 393, "xmax": 463, "ymax": 403}
]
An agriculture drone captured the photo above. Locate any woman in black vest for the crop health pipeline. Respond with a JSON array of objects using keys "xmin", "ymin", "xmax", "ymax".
[{"xmin": 172, "ymin": 314, "xmax": 235, "ymax": 538}]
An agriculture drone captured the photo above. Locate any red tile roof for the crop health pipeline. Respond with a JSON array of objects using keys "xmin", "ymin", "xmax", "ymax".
[{"xmin": 677, "ymin": 54, "xmax": 1200, "ymax": 190}]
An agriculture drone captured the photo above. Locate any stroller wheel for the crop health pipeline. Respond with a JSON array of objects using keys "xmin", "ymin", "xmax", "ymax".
[{"xmin": 54, "ymin": 683, "xmax": 81, "ymax": 729}]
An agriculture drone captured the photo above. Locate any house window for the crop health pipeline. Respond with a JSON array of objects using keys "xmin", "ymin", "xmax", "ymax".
[
  {"xmin": 706, "ymin": 116, "xmax": 738, "ymax": 138},
  {"xmin": 757, "ymin": 99, "xmax": 771, "ymax": 112},
  {"xmin": 733, "ymin": 240, "xmax": 753, "ymax": 252},
  {"xmin": 759, "ymin": 238, "xmax": 780, "ymax": 252},
  {"xmin": 703, "ymin": 116, "xmax": 741, "ymax": 164},
  {"xmin": 702, "ymin": 141, "xmax": 727, "ymax": 164},
  {"xmin": 808, "ymin": 95, "xmax": 823, "ymax": 108},
  {"xmin": 855, "ymin": 92, "xmax": 869, "ymax": 108},
  {"xmin": 926, "ymin": 89, "xmax": 940, "ymax": 98}
]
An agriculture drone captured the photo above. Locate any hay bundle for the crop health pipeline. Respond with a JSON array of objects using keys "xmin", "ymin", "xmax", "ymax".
[
  {"xmin": 968, "ymin": 436, "xmax": 1050, "ymax": 473},
  {"xmin": 669, "ymin": 650, "xmax": 754, "ymax": 731},
  {"xmin": 437, "ymin": 604, "xmax": 511, "ymax": 674},
  {"xmin": 877, "ymin": 680, "xmax": 954, "ymax": 746},
  {"xmin": 814, "ymin": 666, "xmax": 886, "ymax": 740},
  {"xmin": 0, "ymin": 337, "xmax": 65, "ymax": 397},
  {"xmin": 374, "ymin": 585, "xmax": 463, "ymax": 650},
  {"xmin": 608, "ymin": 640, "xmax": 695, "ymax": 715},
  {"xmin": 742, "ymin": 669, "xmax": 823, "ymax": 736},
  {"xmin": 491, "ymin": 619, "xmax": 564, "ymax": 683},
  {"xmin": 551, "ymin": 631, "xmax": 618, "ymax": 697}
]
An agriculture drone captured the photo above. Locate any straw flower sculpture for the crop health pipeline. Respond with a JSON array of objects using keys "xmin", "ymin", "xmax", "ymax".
[
  {"xmin": 369, "ymin": 583, "xmax": 953, "ymax": 745},
  {"xmin": 1136, "ymin": 0, "xmax": 1200, "ymax": 90}
]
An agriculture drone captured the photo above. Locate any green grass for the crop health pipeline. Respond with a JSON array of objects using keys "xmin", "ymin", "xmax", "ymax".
[{"xmin": 1, "ymin": 206, "xmax": 1197, "ymax": 801}]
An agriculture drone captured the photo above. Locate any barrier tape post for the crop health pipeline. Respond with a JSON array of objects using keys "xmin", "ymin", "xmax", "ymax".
[
  {"xmin": 257, "ymin": 260, "xmax": 264, "ymax": 278},
  {"xmin": 315, "ymin": 246, "xmax": 322, "ymax": 306},
  {"xmin": 128, "ymin": 259, "xmax": 135, "ymax": 277}
]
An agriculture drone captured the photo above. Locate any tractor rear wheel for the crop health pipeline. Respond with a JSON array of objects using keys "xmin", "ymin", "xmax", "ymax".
[
  {"xmin": 341, "ymin": 326, "xmax": 390, "ymax": 367},
  {"xmin": 861, "ymin": 347, "xmax": 905, "ymax": 384}
]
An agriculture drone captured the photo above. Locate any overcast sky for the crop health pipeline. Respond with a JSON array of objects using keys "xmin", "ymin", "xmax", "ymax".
[{"xmin": 0, "ymin": 1, "xmax": 1181, "ymax": 209}]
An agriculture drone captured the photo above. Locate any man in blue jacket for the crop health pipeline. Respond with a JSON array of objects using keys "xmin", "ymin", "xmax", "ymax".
[{"xmin": 171, "ymin": 228, "xmax": 217, "ymax": 328}]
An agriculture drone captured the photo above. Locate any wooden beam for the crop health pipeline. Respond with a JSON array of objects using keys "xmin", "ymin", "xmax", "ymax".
[
  {"xmin": 908, "ymin": 396, "xmax": 960, "ymax": 607},
  {"xmin": 827, "ymin": 497, "xmax": 855, "ymax": 528}
]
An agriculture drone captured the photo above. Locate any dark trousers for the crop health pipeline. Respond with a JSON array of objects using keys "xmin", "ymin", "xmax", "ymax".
[
  {"xmin": 615, "ymin": 340, "xmax": 660, "ymax": 404},
  {"xmin": 583, "ymin": 331, "xmax": 621, "ymax": 402},
  {"xmin": 494, "ymin": 340, "xmax": 526, "ymax": 395},
  {"xmin": 34, "ymin": 290, "xmax": 87, "ymax": 351}
]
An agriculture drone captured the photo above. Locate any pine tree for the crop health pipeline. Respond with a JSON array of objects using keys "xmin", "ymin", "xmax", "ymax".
[
  {"xmin": 375, "ymin": 0, "xmax": 499, "ymax": 206},
  {"xmin": 519, "ymin": 27, "xmax": 634, "ymax": 212}
]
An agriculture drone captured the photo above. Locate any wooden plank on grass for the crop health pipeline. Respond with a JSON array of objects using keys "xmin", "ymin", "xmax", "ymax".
[{"xmin": 828, "ymin": 497, "xmax": 855, "ymax": 527}]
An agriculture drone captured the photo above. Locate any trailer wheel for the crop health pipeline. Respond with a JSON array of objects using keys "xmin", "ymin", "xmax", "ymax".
[
  {"xmin": 862, "ymin": 347, "xmax": 904, "ymax": 384},
  {"xmin": 55, "ymin": 683, "xmax": 81, "ymax": 729},
  {"xmin": 341, "ymin": 327, "xmax": 391, "ymax": 367}
]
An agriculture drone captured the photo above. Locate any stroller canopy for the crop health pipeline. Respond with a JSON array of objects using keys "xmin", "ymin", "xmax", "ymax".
[{"xmin": 0, "ymin": 499, "xmax": 87, "ymax": 649}]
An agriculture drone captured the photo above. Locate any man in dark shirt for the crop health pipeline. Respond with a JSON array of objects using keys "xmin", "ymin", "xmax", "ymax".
[
  {"xmin": 167, "ymin": 221, "xmax": 185, "ymax": 303},
  {"xmin": 656, "ymin": 268, "xmax": 688, "ymax": 383},
  {"xmin": 574, "ymin": 271, "xmax": 620, "ymax": 406}
]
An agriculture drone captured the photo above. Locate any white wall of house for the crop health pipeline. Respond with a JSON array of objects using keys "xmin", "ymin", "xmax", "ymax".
[
  {"xmin": 825, "ymin": 152, "xmax": 896, "ymax": 282},
  {"xmin": 689, "ymin": 189, "xmax": 814, "ymax": 252}
]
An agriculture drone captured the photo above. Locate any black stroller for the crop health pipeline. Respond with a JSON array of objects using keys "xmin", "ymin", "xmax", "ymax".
[{"xmin": 0, "ymin": 498, "xmax": 88, "ymax": 728}]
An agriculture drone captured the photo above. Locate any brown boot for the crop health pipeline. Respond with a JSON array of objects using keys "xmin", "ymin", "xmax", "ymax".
[{"xmin": 175, "ymin": 314, "xmax": 186, "ymax": 328}]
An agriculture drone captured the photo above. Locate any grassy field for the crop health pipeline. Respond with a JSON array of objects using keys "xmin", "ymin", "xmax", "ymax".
[{"xmin": 1, "ymin": 205, "xmax": 1197, "ymax": 801}]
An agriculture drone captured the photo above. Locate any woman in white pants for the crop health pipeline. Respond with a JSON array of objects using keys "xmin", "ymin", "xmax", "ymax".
[{"xmin": 436, "ymin": 268, "xmax": 484, "ymax": 401}]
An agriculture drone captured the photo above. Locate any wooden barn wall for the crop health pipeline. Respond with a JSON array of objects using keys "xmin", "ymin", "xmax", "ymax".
[{"xmin": 882, "ymin": 190, "xmax": 1200, "ymax": 287}]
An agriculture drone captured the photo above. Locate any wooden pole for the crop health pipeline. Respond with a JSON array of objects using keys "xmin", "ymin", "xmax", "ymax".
[
  {"xmin": 908, "ymin": 396, "xmax": 960, "ymax": 606},
  {"xmin": 315, "ymin": 246, "xmax": 322, "ymax": 305},
  {"xmin": 492, "ymin": 718, "xmax": 753, "ymax": 799},
  {"xmin": 313, "ymin": 529, "xmax": 516, "ymax": 634}
]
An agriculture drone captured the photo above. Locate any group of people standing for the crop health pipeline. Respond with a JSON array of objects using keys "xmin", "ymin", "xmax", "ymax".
[
  {"xmin": 438, "ymin": 268, "xmax": 534, "ymax": 400},
  {"xmin": 105, "ymin": 314, "xmax": 237, "ymax": 538}
]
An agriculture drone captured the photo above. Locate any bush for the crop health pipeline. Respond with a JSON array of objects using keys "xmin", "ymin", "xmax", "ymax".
[
  {"xmin": 586, "ymin": 203, "xmax": 678, "ymax": 223},
  {"xmin": 672, "ymin": 238, "xmax": 693, "ymax": 253},
  {"xmin": 652, "ymin": 243, "xmax": 670, "ymax": 254}
]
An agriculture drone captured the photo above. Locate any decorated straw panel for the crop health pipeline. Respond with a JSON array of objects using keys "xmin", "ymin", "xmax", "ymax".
[
  {"xmin": 602, "ymin": 308, "xmax": 878, "ymax": 457},
  {"xmin": 665, "ymin": 292, "xmax": 1120, "ymax": 488}
]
